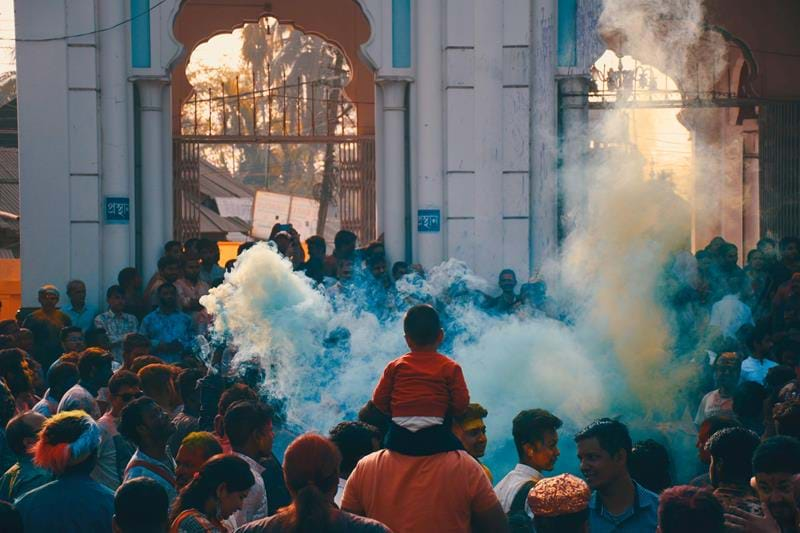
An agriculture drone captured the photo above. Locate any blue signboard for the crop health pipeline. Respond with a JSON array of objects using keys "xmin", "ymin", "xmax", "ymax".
[
  {"xmin": 105, "ymin": 197, "xmax": 130, "ymax": 224},
  {"xmin": 417, "ymin": 209, "xmax": 441, "ymax": 233}
]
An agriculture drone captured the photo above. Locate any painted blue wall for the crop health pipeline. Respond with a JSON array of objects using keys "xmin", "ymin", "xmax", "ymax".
[
  {"xmin": 131, "ymin": 0, "xmax": 151, "ymax": 68},
  {"xmin": 557, "ymin": 0, "xmax": 577, "ymax": 67},
  {"xmin": 392, "ymin": 0, "xmax": 412, "ymax": 68}
]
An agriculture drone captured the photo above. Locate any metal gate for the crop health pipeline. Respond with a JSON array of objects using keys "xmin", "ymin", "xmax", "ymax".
[{"xmin": 759, "ymin": 103, "xmax": 800, "ymax": 240}]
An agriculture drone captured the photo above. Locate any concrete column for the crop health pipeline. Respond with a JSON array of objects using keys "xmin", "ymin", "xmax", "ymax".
[
  {"xmin": 99, "ymin": 0, "xmax": 132, "ymax": 290},
  {"xmin": 377, "ymin": 78, "xmax": 409, "ymax": 264},
  {"xmin": 415, "ymin": 0, "xmax": 444, "ymax": 267},
  {"xmin": 136, "ymin": 79, "xmax": 168, "ymax": 278},
  {"xmin": 529, "ymin": 0, "xmax": 558, "ymax": 273},
  {"xmin": 558, "ymin": 75, "xmax": 590, "ymax": 222},
  {"xmin": 742, "ymin": 126, "xmax": 759, "ymax": 254}
]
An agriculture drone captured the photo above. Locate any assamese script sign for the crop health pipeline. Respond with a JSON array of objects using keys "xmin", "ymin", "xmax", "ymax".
[{"xmin": 250, "ymin": 190, "xmax": 320, "ymax": 240}]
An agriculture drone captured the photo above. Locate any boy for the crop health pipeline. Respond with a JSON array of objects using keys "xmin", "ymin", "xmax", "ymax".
[{"xmin": 372, "ymin": 304, "xmax": 469, "ymax": 454}]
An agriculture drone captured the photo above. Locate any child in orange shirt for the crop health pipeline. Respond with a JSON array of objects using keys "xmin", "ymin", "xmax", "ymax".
[{"xmin": 372, "ymin": 304, "xmax": 469, "ymax": 455}]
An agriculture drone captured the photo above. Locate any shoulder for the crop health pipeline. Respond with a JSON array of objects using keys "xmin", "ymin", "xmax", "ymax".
[
  {"xmin": 636, "ymin": 483, "xmax": 660, "ymax": 508},
  {"xmin": 335, "ymin": 511, "xmax": 392, "ymax": 532},
  {"xmin": 234, "ymin": 514, "xmax": 280, "ymax": 533}
]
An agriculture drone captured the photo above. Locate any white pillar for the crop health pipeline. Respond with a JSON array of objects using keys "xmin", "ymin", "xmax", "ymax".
[
  {"xmin": 529, "ymin": 0, "xmax": 558, "ymax": 273},
  {"xmin": 136, "ymin": 79, "xmax": 168, "ymax": 278},
  {"xmin": 99, "ymin": 0, "xmax": 132, "ymax": 290},
  {"xmin": 558, "ymin": 75, "xmax": 590, "ymax": 224},
  {"xmin": 161, "ymin": 83, "xmax": 174, "ymax": 244},
  {"xmin": 377, "ymin": 78, "xmax": 409, "ymax": 264},
  {"xmin": 414, "ymin": 0, "xmax": 444, "ymax": 267}
]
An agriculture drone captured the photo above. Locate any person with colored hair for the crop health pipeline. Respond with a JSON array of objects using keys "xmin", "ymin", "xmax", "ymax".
[
  {"xmin": 16, "ymin": 410, "xmax": 114, "ymax": 531},
  {"xmin": 236, "ymin": 433, "xmax": 390, "ymax": 532},
  {"xmin": 171, "ymin": 453, "xmax": 255, "ymax": 532},
  {"xmin": 452, "ymin": 403, "xmax": 492, "ymax": 481},
  {"xmin": 175, "ymin": 431, "xmax": 223, "ymax": 489},
  {"xmin": 658, "ymin": 485, "xmax": 724, "ymax": 533},
  {"xmin": 114, "ymin": 476, "xmax": 170, "ymax": 533},
  {"xmin": 528, "ymin": 473, "xmax": 591, "ymax": 533}
]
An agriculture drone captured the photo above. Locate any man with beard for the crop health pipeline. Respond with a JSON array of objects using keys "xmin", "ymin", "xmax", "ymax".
[
  {"xmin": 118, "ymin": 396, "xmax": 177, "ymax": 502},
  {"xmin": 453, "ymin": 403, "xmax": 492, "ymax": 481},
  {"xmin": 575, "ymin": 418, "xmax": 658, "ymax": 533},
  {"xmin": 695, "ymin": 352, "xmax": 741, "ymax": 426}
]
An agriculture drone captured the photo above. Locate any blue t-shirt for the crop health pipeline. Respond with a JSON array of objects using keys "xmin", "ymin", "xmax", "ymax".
[
  {"xmin": 588, "ymin": 481, "xmax": 659, "ymax": 533},
  {"xmin": 15, "ymin": 473, "xmax": 114, "ymax": 532}
]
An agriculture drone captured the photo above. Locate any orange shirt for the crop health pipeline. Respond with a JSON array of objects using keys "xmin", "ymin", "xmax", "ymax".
[
  {"xmin": 372, "ymin": 352, "xmax": 469, "ymax": 418},
  {"xmin": 341, "ymin": 449, "xmax": 499, "ymax": 533}
]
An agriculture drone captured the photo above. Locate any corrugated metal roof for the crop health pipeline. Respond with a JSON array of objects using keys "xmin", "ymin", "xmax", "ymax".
[
  {"xmin": 198, "ymin": 203, "xmax": 250, "ymax": 234},
  {"xmin": 199, "ymin": 160, "xmax": 255, "ymax": 199},
  {"xmin": 0, "ymin": 149, "xmax": 18, "ymax": 217}
]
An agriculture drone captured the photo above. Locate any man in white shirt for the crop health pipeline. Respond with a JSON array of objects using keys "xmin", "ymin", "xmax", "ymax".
[
  {"xmin": 94, "ymin": 285, "xmax": 139, "ymax": 364},
  {"xmin": 740, "ymin": 322, "xmax": 777, "ymax": 385},
  {"xmin": 494, "ymin": 409, "xmax": 563, "ymax": 516},
  {"xmin": 223, "ymin": 400, "xmax": 273, "ymax": 529}
]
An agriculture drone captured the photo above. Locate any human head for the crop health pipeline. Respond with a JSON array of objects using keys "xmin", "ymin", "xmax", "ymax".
[
  {"xmin": 60, "ymin": 326, "xmax": 85, "ymax": 353},
  {"xmin": 138, "ymin": 364, "xmax": 179, "ymax": 411},
  {"xmin": 306, "ymin": 236, "xmax": 326, "ymax": 260},
  {"xmin": 720, "ymin": 243, "xmax": 738, "ymax": 267},
  {"xmin": 106, "ymin": 285, "xmax": 126, "ymax": 314},
  {"xmin": 214, "ymin": 384, "xmax": 258, "ymax": 437},
  {"xmin": 657, "ymin": 485, "xmax": 724, "ymax": 533},
  {"xmin": 696, "ymin": 416, "xmax": 741, "ymax": 464},
  {"xmin": 122, "ymin": 333, "xmax": 151, "ymax": 369},
  {"xmin": 119, "ymin": 397, "xmax": 176, "ymax": 449},
  {"xmin": 0, "ymin": 348, "xmax": 33, "ymax": 396},
  {"xmin": 335, "ymin": 259, "xmax": 353, "ymax": 281},
  {"xmin": 752, "ymin": 436, "xmax": 800, "ymax": 526},
  {"xmin": 629, "ymin": 439, "xmax": 671, "ymax": 494},
  {"xmin": 85, "ymin": 327, "xmax": 111, "ymax": 350},
  {"xmin": 368, "ymin": 255, "xmax": 387, "ymax": 281},
  {"xmin": 773, "ymin": 398, "xmax": 800, "ymax": 439},
  {"xmin": 282, "ymin": 434, "xmax": 341, "ymax": 527},
  {"xmin": 528, "ymin": 474, "xmax": 591, "ymax": 533},
  {"xmin": 6, "ymin": 411, "xmax": 46, "ymax": 457},
  {"xmin": 46, "ymin": 360, "xmax": 79, "ymax": 401},
  {"xmin": 365, "ymin": 241, "xmax": 385, "ymax": 261},
  {"xmin": 392, "ymin": 261, "xmax": 410, "ymax": 281},
  {"xmin": 733, "ymin": 381, "xmax": 767, "ymax": 432},
  {"xmin": 575, "ymin": 418, "xmax": 632, "ymax": 490},
  {"xmin": 183, "ymin": 257, "xmax": 201, "ymax": 283},
  {"xmin": 0, "ymin": 381, "xmax": 14, "ymax": 428},
  {"xmin": 328, "ymin": 421, "xmax": 381, "ymax": 479},
  {"xmin": 172, "ymin": 454, "xmax": 255, "ymax": 524},
  {"xmin": 33, "ymin": 410, "xmax": 101, "ymax": 475},
  {"xmin": 403, "ymin": 304, "xmax": 444, "ymax": 351},
  {"xmin": 184, "ymin": 238, "xmax": 201, "ymax": 259},
  {"xmin": 157, "ymin": 256, "xmax": 181, "ymax": 284},
  {"xmin": 164, "ymin": 240, "xmax": 182, "ymax": 260},
  {"xmin": 333, "ymin": 230, "xmax": 357, "ymax": 258},
  {"xmin": 78, "ymin": 348, "xmax": 114, "ymax": 390},
  {"xmin": 747, "ymin": 320, "xmax": 773, "ymax": 359},
  {"xmin": 498, "ymin": 269, "xmax": 517, "ymax": 293},
  {"xmin": 130, "ymin": 355, "xmax": 164, "ymax": 374},
  {"xmin": 197, "ymin": 239, "xmax": 220, "ymax": 268},
  {"xmin": 452, "ymin": 403, "xmax": 489, "ymax": 459},
  {"xmin": 117, "ymin": 267, "xmax": 142, "ymax": 291},
  {"xmin": 713, "ymin": 352, "xmax": 741, "ymax": 394},
  {"xmin": 224, "ymin": 401, "xmax": 274, "ymax": 456},
  {"xmin": 108, "ymin": 370, "xmax": 142, "ymax": 417},
  {"xmin": 513, "ymin": 409, "xmax": 563, "ymax": 472},
  {"xmin": 175, "ymin": 431, "xmax": 223, "ymax": 488},
  {"xmin": 157, "ymin": 283, "xmax": 178, "ymax": 311},
  {"xmin": 780, "ymin": 237, "xmax": 800, "ymax": 263},
  {"xmin": 65, "ymin": 280, "xmax": 87, "ymax": 308},
  {"xmin": 177, "ymin": 368, "xmax": 203, "ymax": 417},
  {"xmin": 706, "ymin": 427, "xmax": 760, "ymax": 487},
  {"xmin": 747, "ymin": 249, "xmax": 765, "ymax": 271},
  {"xmin": 758, "ymin": 237, "xmax": 777, "ymax": 260},
  {"xmin": 113, "ymin": 477, "xmax": 169, "ymax": 533}
]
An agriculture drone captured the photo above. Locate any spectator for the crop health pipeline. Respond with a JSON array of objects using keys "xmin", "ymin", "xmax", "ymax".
[
  {"xmin": 171, "ymin": 454, "xmax": 255, "ymax": 531},
  {"xmin": 119, "ymin": 397, "xmax": 177, "ymax": 502},
  {"xmin": 121, "ymin": 333, "xmax": 151, "ymax": 370},
  {"xmin": 175, "ymin": 257, "xmax": 210, "ymax": 329},
  {"xmin": 17, "ymin": 411, "xmax": 114, "ymax": 531},
  {"xmin": 741, "ymin": 436, "xmax": 800, "ymax": 532},
  {"xmin": 0, "ymin": 348, "xmax": 38, "ymax": 412},
  {"xmin": 770, "ymin": 237, "xmax": 800, "ymax": 292},
  {"xmin": 184, "ymin": 238, "xmax": 201, "ymax": 259},
  {"xmin": 527, "ymin": 473, "xmax": 592, "ymax": 533},
  {"xmin": 495, "ymin": 409, "xmax": 562, "ymax": 516},
  {"xmin": 86, "ymin": 326, "xmax": 112, "ymax": 351},
  {"xmin": 695, "ymin": 352, "xmax": 741, "ymax": 425},
  {"xmin": 198, "ymin": 239, "xmax": 225, "ymax": 286},
  {"xmin": 691, "ymin": 416, "xmax": 741, "ymax": 487},
  {"xmin": 94, "ymin": 370, "xmax": 140, "ymax": 490},
  {"xmin": 0, "ymin": 382, "xmax": 15, "ymax": 474},
  {"xmin": 0, "ymin": 412, "xmax": 50, "ymax": 502},
  {"xmin": 139, "ymin": 283, "xmax": 194, "ymax": 363},
  {"xmin": 744, "ymin": 249, "xmax": 770, "ymax": 313},
  {"xmin": 238, "ymin": 433, "xmax": 391, "ymax": 533},
  {"xmin": 575, "ymin": 418, "xmax": 658, "ymax": 532},
  {"xmin": 716, "ymin": 243, "xmax": 747, "ymax": 299},
  {"xmin": 212, "ymin": 383, "xmax": 258, "ymax": 450},
  {"xmin": 118, "ymin": 266, "xmax": 148, "ymax": 321},
  {"xmin": 392, "ymin": 261, "xmax": 410, "ymax": 282},
  {"xmin": 732, "ymin": 381, "xmax": 767, "ymax": 435},
  {"xmin": 144, "ymin": 256, "xmax": 182, "ymax": 308},
  {"xmin": 139, "ymin": 363, "xmax": 180, "ymax": 416},
  {"xmin": 324, "ymin": 230, "xmax": 357, "ymax": 277},
  {"xmin": 328, "ymin": 421, "xmax": 381, "ymax": 506},
  {"xmin": 63, "ymin": 279, "xmax": 98, "ymax": 332},
  {"xmin": 489, "ymin": 269, "xmax": 519, "ymax": 313},
  {"xmin": 61, "ymin": 325, "xmax": 86, "ymax": 355},
  {"xmin": 368, "ymin": 255, "xmax": 391, "ymax": 289},
  {"xmin": 452, "ymin": 403, "xmax": 492, "ymax": 481},
  {"xmin": 740, "ymin": 321, "xmax": 777, "ymax": 385},
  {"xmin": 299, "ymin": 235, "xmax": 326, "ymax": 284},
  {"xmin": 58, "ymin": 348, "xmax": 114, "ymax": 419},
  {"xmin": 130, "ymin": 354, "xmax": 165, "ymax": 374},
  {"xmin": 658, "ymin": 485, "xmax": 724, "ymax": 533},
  {"xmin": 94, "ymin": 285, "xmax": 139, "ymax": 364},
  {"xmin": 22, "ymin": 284, "xmax": 72, "ymax": 370},
  {"xmin": 629, "ymin": 439, "xmax": 672, "ymax": 494},
  {"xmin": 773, "ymin": 398, "xmax": 800, "ymax": 439},
  {"xmin": 224, "ymin": 400, "xmax": 272, "ymax": 528},
  {"xmin": 758, "ymin": 237, "xmax": 778, "ymax": 266},
  {"xmin": 706, "ymin": 427, "xmax": 762, "ymax": 516},
  {"xmin": 167, "ymin": 368, "xmax": 202, "ymax": 456},
  {"xmin": 164, "ymin": 240, "xmax": 183, "ymax": 260},
  {"xmin": 174, "ymin": 431, "xmax": 222, "ymax": 489},
  {"xmin": 32, "ymin": 360, "xmax": 79, "ymax": 418},
  {"xmin": 113, "ymin": 476, "xmax": 170, "ymax": 533}
]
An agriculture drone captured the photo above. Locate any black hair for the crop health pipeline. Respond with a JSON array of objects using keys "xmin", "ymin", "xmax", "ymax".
[
  {"xmin": 328, "ymin": 421, "xmax": 381, "ymax": 477},
  {"xmin": 157, "ymin": 256, "xmax": 181, "ymax": 271},
  {"xmin": 237, "ymin": 241, "xmax": 256, "ymax": 256},
  {"xmin": 306, "ymin": 235, "xmax": 326, "ymax": 249},
  {"xmin": 512, "ymin": 409, "xmax": 563, "ymax": 460},
  {"xmin": 77, "ymin": 348, "xmax": 113, "ymax": 381},
  {"xmin": 106, "ymin": 285, "xmax": 125, "ymax": 299},
  {"xmin": 60, "ymin": 326, "xmax": 83, "ymax": 342},
  {"xmin": 0, "ymin": 501, "xmax": 22, "ymax": 533},
  {"xmin": 780, "ymin": 237, "xmax": 800, "ymax": 251},
  {"xmin": 658, "ymin": 485, "xmax": 724, "ymax": 533},
  {"xmin": 706, "ymin": 427, "xmax": 760, "ymax": 484},
  {"xmin": 629, "ymin": 439, "xmax": 672, "ymax": 494},
  {"xmin": 119, "ymin": 397, "xmax": 159, "ymax": 447},
  {"xmin": 5, "ymin": 412, "xmax": 42, "ymax": 456},
  {"xmin": 746, "ymin": 249, "xmax": 762, "ymax": 262},
  {"xmin": 197, "ymin": 238, "xmax": 218, "ymax": 253},
  {"xmin": 85, "ymin": 327, "xmax": 109, "ymax": 347},
  {"xmin": 114, "ymin": 477, "xmax": 169, "ymax": 533},
  {"xmin": 403, "ymin": 304, "xmax": 442, "ymax": 346},
  {"xmin": 499, "ymin": 269, "xmax": 517, "ymax": 280},
  {"xmin": 392, "ymin": 261, "xmax": 409, "ymax": 277},
  {"xmin": 534, "ymin": 509, "xmax": 589, "ymax": 533},
  {"xmin": 170, "ymin": 454, "xmax": 255, "ymax": 524},
  {"xmin": 746, "ymin": 320, "xmax": 772, "ymax": 352},
  {"xmin": 217, "ymin": 384, "xmax": 258, "ymax": 417},
  {"xmin": 765, "ymin": 365, "xmax": 796, "ymax": 395},
  {"xmin": 46, "ymin": 361, "xmax": 79, "ymax": 399},
  {"xmin": 117, "ymin": 267, "xmax": 139, "ymax": 287},
  {"xmin": 733, "ymin": 381, "xmax": 767, "ymax": 422},
  {"xmin": 574, "ymin": 418, "xmax": 632, "ymax": 462},
  {"xmin": 108, "ymin": 370, "xmax": 141, "ymax": 396},
  {"xmin": 224, "ymin": 401, "xmax": 274, "ymax": 448},
  {"xmin": 123, "ymin": 333, "xmax": 150, "ymax": 353},
  {"xmin": 177, "ymin": 368, "xmax": 203, "ymax": 413},
  {"xmin": 164, "ymin": 241, "xmax": 182, "ymax": 253},
  {"xmin": 774, "ymin": 399, "xmax": 800, "ymax": 439},
  {"xmin": 157, "ymin": 282, "xmax": 177, "ymax": 295},
  {"xmin": 752, "ymin": 436, "xmax": 800, "ymax": 475},
  {"xmin": 334, "ymin": 230, "xmax": 357, "ymax": 248},
  {"xmin": 758, "ymin": 237, "xmax": 777, "ymax": 249}
]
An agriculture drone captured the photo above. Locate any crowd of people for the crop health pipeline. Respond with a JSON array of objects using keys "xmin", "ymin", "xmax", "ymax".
[{"xmin": 0, "ymin": 224, "xmax": 796, "ymax": 532}]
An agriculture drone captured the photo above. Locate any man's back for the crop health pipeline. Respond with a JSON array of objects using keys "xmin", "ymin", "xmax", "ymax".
[
  {"xmin": 15, "ymin": 473, "xmax": 114, "ymax": 532},
  {"xmin": 341, "ymin": 449, "xmax": 503, "ymax": 533}
]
